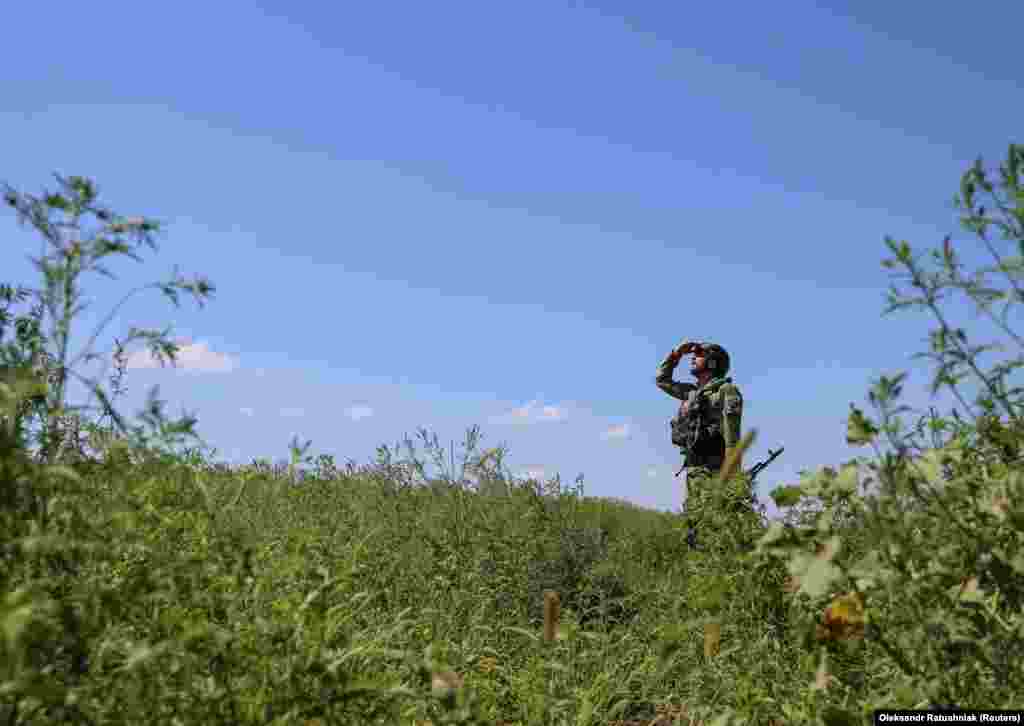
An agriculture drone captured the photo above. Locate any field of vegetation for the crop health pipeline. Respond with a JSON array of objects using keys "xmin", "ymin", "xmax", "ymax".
[{"xmin": 2, "ymin": 145, "xmax": 1023, "ymax": 724}]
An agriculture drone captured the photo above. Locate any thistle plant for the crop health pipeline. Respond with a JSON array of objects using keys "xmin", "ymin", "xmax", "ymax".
[
  {"xmin": 759, "ymin": 143, "xmax": 1024, "ymax": 716},
  {"xmin": 1, "ymin": 173, "xmax": 214, "ymax": 463}
]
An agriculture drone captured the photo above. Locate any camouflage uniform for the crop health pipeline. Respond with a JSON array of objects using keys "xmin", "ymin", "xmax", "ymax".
[{"xmin": 656, "ymin": 341, "xmax": 744, "ymax": 547}]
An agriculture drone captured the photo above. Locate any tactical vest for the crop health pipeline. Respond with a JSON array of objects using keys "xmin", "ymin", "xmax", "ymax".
[{"xmin": 670, "ymin": 377, "xmax": 731, "ymax": 470}]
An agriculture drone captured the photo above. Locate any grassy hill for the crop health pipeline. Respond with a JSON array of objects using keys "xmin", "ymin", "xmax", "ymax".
[{"xmin": 3, "ymin": 149, "xmax": 1024, "ymax": 724}]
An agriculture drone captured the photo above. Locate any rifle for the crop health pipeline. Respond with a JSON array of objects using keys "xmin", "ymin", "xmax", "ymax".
[
  {"xmin": 674, "ymin": 445, "xmax": 784, "ymax": 480},
  {"xmin": 746, "ymin": 446, "xmax": 784, "ymax": 483}
]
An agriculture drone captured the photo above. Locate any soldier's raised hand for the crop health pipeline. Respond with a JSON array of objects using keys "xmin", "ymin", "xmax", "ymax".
[{"xmin": 674, "ymin": 340, "xmax": 699, "ymax": 357}]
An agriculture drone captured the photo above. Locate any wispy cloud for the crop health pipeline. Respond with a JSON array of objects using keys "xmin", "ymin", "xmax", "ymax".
[
  {"xmin": 125, "ymin": 340, "xmax": 237, "ymax": 372},
  {"xmin": 646, "ymin": 467, "xmax": 659, "ymax": 478},
  {"xmin": 519, "ymin": 467, "xmax": 549, "ymax": 481},
  {"xmin": 489, "ymin": 399, "xmax": 568, "ymax": 425},
  {"xmin": 344, "ymin": 404, "xmax": 374, "ymax": 421},
  {"xmin": 279, "ymin": 407, "xmax": 305, "ymax": 418},
  {"xmin": 600, "ymin": 423, "xmax": 631, "ymax": 441},
  {"xmin": 239, "ymin": 407, "xmax": 255, "ymax": 417}
]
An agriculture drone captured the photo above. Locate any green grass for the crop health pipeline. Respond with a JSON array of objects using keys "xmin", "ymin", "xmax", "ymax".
[{"xmin": 0, "ymin": 431, "xmax": 814, "ymax": 725}]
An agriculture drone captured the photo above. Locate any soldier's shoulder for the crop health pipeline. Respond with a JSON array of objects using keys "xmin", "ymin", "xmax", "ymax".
[
  {"xmin": 719, "ymin": 380, "xmax": 742, "ymax": 396},
  {"xmin": 719, "ymin": 381, "xmax": 743, "ymax": 415}
]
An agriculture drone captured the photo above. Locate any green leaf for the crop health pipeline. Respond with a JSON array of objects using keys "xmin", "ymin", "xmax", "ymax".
[
  {"xmin": 0, "ymin": 676, "xmax": 66, "ymax": 705},
  {"xmin": 846, "ymin": 405, "xmax": 878, "ymax": 446},
  {"xmin": 912, "ymin": 450, "xmax": 949, "ymax": 487},
  {"xmin": 501, "ymin": 626, "xmax": 538, "ymax": 643},
  {"xmin": 791, "ymin": 536, "xmax": 842, "ymax": 598},
  {"xmin": 118, "ymin": 642, "xmax": 171, "ymax": 672},
  {"xmin": 757, "ymin": 521, "xmax": 788, "ymax": 550},
  {"xmin": 694, "ymin": 575, "xmax": 730, "ymax": 611},
  {"xmin": 770, "ymin": 485, "xmax": 803, "ymax": 508},
  {"xmin": 849, "ymin": 550, "xmax": 886, "ymax": 590},
  {"xmin": 822, "ymin": 706, "xmax": 861, "ymax": 726},
  {"xmin": 576, "ymin": 693, "xmax": 596, "ymax": 726},
  {"xmin": 607, "ymin": 699, "xmax": 632, "ymax": 720},
  {"xmin": 797, "ymin": 467, "xmax": 834, "ymax": 497},
  {"xmin": 44, "ymin": 194, "xmax": 69, "ymax": 210},
  {"xmin": 833, "ymin": 463, "xmax": 859, "ymax": 495}
]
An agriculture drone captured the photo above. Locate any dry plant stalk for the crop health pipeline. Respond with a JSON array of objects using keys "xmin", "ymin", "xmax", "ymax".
[
  {"xmin": 543, "ymin": 590, "xmax": 560, "ymax": 643},
  {"xmin": 704, "ymin": 621, "xmax": 721, "ymax": 658}
]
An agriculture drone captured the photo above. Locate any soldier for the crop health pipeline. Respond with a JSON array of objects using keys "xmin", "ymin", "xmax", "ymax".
[{"xmin": 656, "ymin": 340, "xmax": 744, "ymax": 548}]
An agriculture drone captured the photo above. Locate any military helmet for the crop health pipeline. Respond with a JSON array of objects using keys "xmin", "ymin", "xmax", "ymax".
[{"xmin": 694, "ymin": 342, "xmax": 730, "ymax": 375}]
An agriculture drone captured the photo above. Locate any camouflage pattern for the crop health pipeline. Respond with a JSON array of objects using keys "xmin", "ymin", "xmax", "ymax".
[
  {"xmin": 656, "ymin": 341, "xmax": 745, "ymax": 549},
  {"xmin": 655, "ymin": 342, "xmax": 743, "ymax": 472}
]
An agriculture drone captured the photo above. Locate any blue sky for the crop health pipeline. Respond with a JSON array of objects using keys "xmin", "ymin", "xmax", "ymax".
[{"xmin": 2, "ymin": 1, "xmax": 1021, "ymax": 515}]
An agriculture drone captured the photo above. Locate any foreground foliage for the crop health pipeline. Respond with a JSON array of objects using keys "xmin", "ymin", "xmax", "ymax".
[{"xmin": 2, "ymin": 147, "xmax": 1023, "ymax": 724}]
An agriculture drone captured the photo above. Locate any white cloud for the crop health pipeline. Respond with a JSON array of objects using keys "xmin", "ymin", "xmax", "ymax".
[
  {"xmin": 519, "ymin": 467, "xmax": 549, "ymax": 481},
  {"xmin": 239, "ymin": 407, "xmax": 254, "ymax": 417},
  {"xmin": 279, "ymin": 407, "xmax": 305, "ymax": 418},
  {"xmin": 125, "ymin": 340, "xmax": 236, "ymax": 372},
  {"xmin": 344, "ymin": 404, "xmax": 374, "ymax": 421},
  {"xmin": 123, "ymin": 348, "xmax": 164, "ymax": 370},
  {"xmin": 600, "ymin": 423, "xmax": 631, "ymax": 441},
  {"xmin": 489, "ymin": 399, "xmax": 568, "ymax": 425}
]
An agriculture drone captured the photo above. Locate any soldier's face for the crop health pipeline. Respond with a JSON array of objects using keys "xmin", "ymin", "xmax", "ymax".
[{"xmin": 690, "ymin": 351, "xmax": 706, "ymax": 375}]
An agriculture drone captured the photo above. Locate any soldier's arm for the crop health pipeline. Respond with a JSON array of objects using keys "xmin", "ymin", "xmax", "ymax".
[
  {"xmin": 655, "ymin": 348, "xmax": 696, "ymax": 401},
  {"xmin": 720, "ymin": 383, "xmax": 744, "ymax": 468}
]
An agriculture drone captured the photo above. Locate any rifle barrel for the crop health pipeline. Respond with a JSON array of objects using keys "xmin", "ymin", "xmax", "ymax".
[{"xmin": 747, "ymin": 446, "xmax": 784, "ymax": 481}]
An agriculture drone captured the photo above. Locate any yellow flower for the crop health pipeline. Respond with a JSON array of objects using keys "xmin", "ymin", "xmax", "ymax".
[
  {"xmin": 477, "ymin": 656, "xmax": 498, "ymax": 674},
  {"xmin": 819, "ymin": 591, "xmax": 865, "ymax": 641}
]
